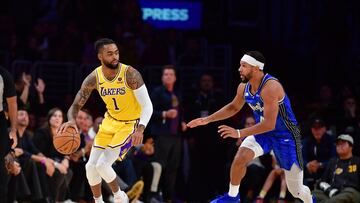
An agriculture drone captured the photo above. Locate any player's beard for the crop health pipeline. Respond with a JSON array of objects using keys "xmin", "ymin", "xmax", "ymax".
[
  {"xmin": 241, "ymin": 75, "xmax": 250, "ymax": 83},
  {"xmin": 104, "ymin": 61, "xmax": 119, "ymax": 69}
]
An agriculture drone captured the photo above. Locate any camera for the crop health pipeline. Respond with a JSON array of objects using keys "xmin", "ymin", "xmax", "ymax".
[{"xmin": 319, "ymin": 182, "xmax": 339, "ymax": 197}]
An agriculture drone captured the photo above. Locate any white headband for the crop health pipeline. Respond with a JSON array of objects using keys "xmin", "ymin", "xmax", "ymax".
[{"xmin": 241, "ymin": 54, "xmax": 264, "ymax": 70}]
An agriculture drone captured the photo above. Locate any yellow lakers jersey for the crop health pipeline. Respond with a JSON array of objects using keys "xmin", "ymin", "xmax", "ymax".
[{"xmin": 94, "ymin": 64, "xmax": 141, "ymax": 120}]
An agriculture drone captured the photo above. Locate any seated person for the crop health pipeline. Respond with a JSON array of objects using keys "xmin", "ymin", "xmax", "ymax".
[
  {"xmin": 313, "ymin": 134, "xmax": 360, "ymax": 203},
  {"xmin": 256, "ymin": 151, "xmax": 287, "ymax": 203}
]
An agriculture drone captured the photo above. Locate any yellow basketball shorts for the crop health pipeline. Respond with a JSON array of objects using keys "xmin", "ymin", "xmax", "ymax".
[{"xmin": 94, "ymin": 114, "xmax": 139, "ymax": 159}]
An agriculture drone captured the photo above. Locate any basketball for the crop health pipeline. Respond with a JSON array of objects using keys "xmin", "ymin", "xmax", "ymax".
[{"xmin": 53, "ymin": 127, "xmax": 81, "ymax": 155}]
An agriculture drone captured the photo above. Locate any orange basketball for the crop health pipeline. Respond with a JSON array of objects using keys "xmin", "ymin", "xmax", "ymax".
[{"xmin": 53, "ymin": 127, "xmax": 81, "ymax": 155}]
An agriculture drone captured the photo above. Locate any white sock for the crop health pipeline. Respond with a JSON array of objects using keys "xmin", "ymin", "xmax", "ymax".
[
  {"xmin": 228, "ymin": 183, "xmax": 239, "ymax": 197},
  {"xmin": 113, "ymin": 188, "xmax": 122, "ymax": 196},
  {"xmin": 94, "ymin": 195, "xmax": 104, "ymax": 203}
]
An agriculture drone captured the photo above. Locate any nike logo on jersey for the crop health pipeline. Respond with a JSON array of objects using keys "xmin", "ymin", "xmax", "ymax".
[{"xmin": 99, "ymin": 82, "xmax": 105, "ymax": 85}]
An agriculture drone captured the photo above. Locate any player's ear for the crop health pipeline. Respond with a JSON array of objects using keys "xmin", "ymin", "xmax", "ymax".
[{"xmin": 97, "ymin": 53, "xmax": 102, "ymax": 61}]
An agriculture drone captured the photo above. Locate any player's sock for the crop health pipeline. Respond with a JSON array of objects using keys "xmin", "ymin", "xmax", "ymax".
[
  {"xmin": 228, "ymin": 183, "xmax": 239, "ymax": 197},
  {"xmin": 113, "ymin": 188, "xmax": 122, "ymax": 196},
  {"xmin": 94, "ymin": 195, "xmax": 104, "ymax": 203},
  {"xmin": 279, "ymin": 191, "xmax": 286, "ymax": 199},
  {"xmin": 259, "ymin": 190, "xmax": 267, "ymax": 198}
]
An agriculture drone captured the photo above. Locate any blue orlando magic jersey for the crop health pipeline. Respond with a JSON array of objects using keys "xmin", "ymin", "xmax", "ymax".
[
  {"xmin": 244, "ymin": 74, "xmax": 300, "ymax": 139},
  {"xmin": 244, "ymin": 73, "xmax": 303, "ymax": 170}
]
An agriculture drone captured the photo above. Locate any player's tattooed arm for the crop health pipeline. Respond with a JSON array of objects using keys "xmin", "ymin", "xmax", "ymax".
[
  {"xmin": 67, "ymin": 71, "xmax": 96, "ymax": 121},
  {"xmin": 126, "ymin": 66, "xmax": 144, "ymax": 90}
]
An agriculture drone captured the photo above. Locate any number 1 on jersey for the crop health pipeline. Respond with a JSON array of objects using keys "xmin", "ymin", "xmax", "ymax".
[{"xmin": 112, "ymin": 98, "xmax": 120, "ymax": 110}]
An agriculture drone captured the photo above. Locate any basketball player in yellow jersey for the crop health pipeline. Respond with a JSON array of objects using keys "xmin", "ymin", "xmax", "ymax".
[{"xmin": 58, "ymin": 38, "xmax": 153, "ymax": 203}]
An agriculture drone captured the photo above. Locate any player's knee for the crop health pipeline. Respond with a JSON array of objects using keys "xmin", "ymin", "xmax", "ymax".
[
  {"xmin": 85, "ymin": 162, "xmax": 101, "ymax": 185},
  {"xmin": 233, "ymin": 154, "xmax": 248, "ymax": 167},
  {"xmin": 95, "ymin": 160, "xmax": 116, "ymax": 182},
  {"xmin": 85, "ymin": 162, "xmax": 97, "ymax": 173},
  {"xmin": 233, "ymin": 148, "xmax": 253, "ymax": 166},
  {"xmin": 95, "ymin": 159, "xmax": 109, "ymax": 172}
]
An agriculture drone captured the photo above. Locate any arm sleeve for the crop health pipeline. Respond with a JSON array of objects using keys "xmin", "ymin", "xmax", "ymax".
[{"xmin": 134, "ymin": 85, "xmax": 153, "ymax": 127}]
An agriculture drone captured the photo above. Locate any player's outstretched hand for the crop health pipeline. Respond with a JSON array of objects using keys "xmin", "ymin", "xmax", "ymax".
[
  {"xmin": 218, "ymin": 125, "xmax": 239, "ymax": 139},
  {"xmin": 186, "ymin": 117, "xmax": 209, "ymax": 128},
  {"xmin": 57, "ymin": 120, "xmax": 79, "ymax": 135}
]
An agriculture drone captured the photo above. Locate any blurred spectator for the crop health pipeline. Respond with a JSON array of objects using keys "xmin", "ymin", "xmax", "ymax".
[
  {"xmin": 352, "ymin": 117, "xmax": 360, "ymax": 157},
  {"xmin": 141, "ymin": 35, "xmax": 170, "ymax": 66},
  {"xmin": 308, "ymin": 84, "xmax": 337, "ymax": 125},
  {"xmin": 337, "ymin": 97, "xmax": 359, "ymax": 133},
  {"xmin": 33, "ymin": 107, "xmax": 73, "ymax": 202},
  {"xmin": 14, "ymin": 108, "xmax": 54, "ymax": 202},
  {"xmin": 302, "ymin": 118, "xmax": 336, "ymax": 190},
  {"xmin": 313, "ymin": 134, "xmax": 360, "ymax": 203},
  {"xmin": 255, "ymin": 152, "xmax": 287, "ymax": 203},
  {"xmin": 14, "ymin": 72, "xmax": 46, "ymax": 120},
  {"xmin": 150, "ymin": 65, "xmax": 187, "ymax": 202},
  {"xmin": 88, "ymin": 116, "xmax": 104, "ymax": 140},
  {"xmin": 177, "ymin": 36, "xmax": 205, "ymax": 66},
  {"xmin": 0, "ymin": 66, "xmax": 18, "ymax": 203},
  {"xmin": 68, "ymin": 109, "xmax": 93, "ymax": 202},
  {"xmin": 186, "ymin": 73, "xmax": 227, "ymax": 201},
  {"xmin": 128, "ymin": 137, "xmax": 162, "ymax": 202},
  {"xmin": 23, "ymin": 35, "xmax": 42, "ymax": 60}
]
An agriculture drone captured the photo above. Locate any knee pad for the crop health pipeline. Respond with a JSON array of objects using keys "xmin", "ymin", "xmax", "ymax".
[
  {"xmin": 284, "ymin": 164, "xmax": 312, "ymax": 203},
  {"xmin": 85, "ymin": 162, "xmax": 101, "ymax": 186},
  {"xmin": 96, "ymin": 159, "xmax": 116, "ymax": 183},
  {"xmin": 96, "ymin": 149, "xmax": 119, "ymax": 183},
  {"xmin": 286, "ymin": 179, "xmax": 312, "ymax": 202}
]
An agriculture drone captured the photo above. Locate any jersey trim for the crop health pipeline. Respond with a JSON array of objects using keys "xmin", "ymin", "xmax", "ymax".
[
  {"xmin": 106, "ymin": 111, "xmax": 140, "ymax": 122},
  {"xmin": 109, "ymin": 119, "xmax": 139, "ymax": 149},
  {"xmin": 279, "ymin": 103, "xmax": 304, "ymax": 170},
  {"xmin": 101, "ymin": 63, "xmax": 122, "ymax": 83},
  {"xmin": 95, "ymin": 69, "xmax": 100, "ymax": 91}
]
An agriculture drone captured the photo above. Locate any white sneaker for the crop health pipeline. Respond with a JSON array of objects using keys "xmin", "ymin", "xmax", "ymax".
[{"xmin": 114, "ymin": 191, "xmax": 129, "ymax": 203}]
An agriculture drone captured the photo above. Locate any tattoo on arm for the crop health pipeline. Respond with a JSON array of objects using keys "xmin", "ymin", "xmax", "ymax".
[
  {"xmin": 126, "ymin": 66, "xmax": 144, "ymax": 90},
  {"xmin": 68, "ymin": 72, "xmax": 96, "ymax": 120}
]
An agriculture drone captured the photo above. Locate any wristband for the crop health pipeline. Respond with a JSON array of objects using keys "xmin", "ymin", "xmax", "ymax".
[{"xmin": 236, "ymin": 129, "xmax": 241, "ymax": 138}]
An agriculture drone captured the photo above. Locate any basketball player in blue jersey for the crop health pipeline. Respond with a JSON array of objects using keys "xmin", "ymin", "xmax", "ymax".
[{"xmin": 187, "ymin": 51, "xmax": 315, "ymax": 203}]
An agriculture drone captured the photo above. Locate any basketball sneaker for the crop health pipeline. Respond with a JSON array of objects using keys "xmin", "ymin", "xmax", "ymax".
[
  {"xmin": 114, "ymin": 190, "xmax": 129, "ymax": 203},
  {"xmin": 126, "ymin": 180, "xmax": 144, "ymax": 203},
  {"xmin": 312, "ymin": 195, "xmax": 316, "ymax": 203},
  {"xmin": 210, "ymin": 193, "xmax": 240, "ymax": 203}
]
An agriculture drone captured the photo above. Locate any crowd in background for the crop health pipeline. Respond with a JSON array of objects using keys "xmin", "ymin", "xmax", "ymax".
[{"xmin": 2, "ymin": 65, "xmax": 360, "ymax": 203}]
